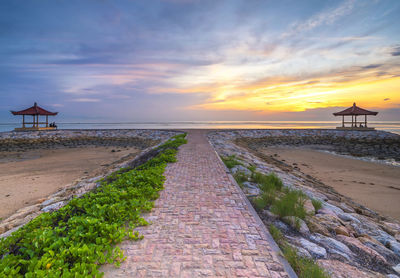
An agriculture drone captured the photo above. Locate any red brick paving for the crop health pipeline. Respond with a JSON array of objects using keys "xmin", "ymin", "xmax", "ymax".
[{"xmin": 102, "ymin": 130, "xmax": 292, "ymax": 277}]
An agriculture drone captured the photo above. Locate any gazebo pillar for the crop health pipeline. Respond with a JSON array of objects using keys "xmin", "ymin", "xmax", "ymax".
[
  {"xmin": 22, "ymin": 115, "xmax": 25, "ymax": 128},
  {"xmin": 342, "ymin": 115, "xmax": 344, "ymax": 127},
  {"xmin": 46, "ymin": 115, "xmax": 48, "ymax": 127},
  {"xmin": 365, "ymin": 115, "xmax": 367, "ymax": 127}
]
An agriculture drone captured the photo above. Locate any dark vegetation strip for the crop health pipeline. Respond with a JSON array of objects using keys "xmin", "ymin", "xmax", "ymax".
[{"xmin": 0, "ymin": 134, "xmax": 187, "ymax": 277}]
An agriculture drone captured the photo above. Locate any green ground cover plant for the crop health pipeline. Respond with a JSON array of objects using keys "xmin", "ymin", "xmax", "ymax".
[
  {"xmin": 0, "ymin": 133, "xmax": 186, "ymax": 277},
  {"xmin": 269, "ymin": 224, "xmax": 330, "ymax": 278}
]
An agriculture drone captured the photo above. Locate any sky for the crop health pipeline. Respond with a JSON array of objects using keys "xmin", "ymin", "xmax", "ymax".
[{"xmin": 1, "ymin": 0, "xmax": 400, "ymax": 122}]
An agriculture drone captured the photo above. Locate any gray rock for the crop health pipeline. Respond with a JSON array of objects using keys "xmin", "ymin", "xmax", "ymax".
[
  {"xmin": 387, "ymin": 274, "xmax": 399, "ymax": 278},
  {"xmin": 230, "ymin": 165, "xmax": 251, "ymax": 176},
  {"xmin": 388, "ymin": 240, "xmax": 400, "ymax": 257},
  {"xmin": 40, "ymin": 197, "xmax": 64, "ymax": 207},
  {"xmin": 287, "ymin": 242, "xmax": 312, "ymax": 258},
  {"xmin": 273, "ymin": 220, "xmax": 290, "ymax": 233},
  {"xmin": 393, "ymin": 263, "xmax": 400, "ymax": 275},
  {"xmin": 296, "ymin": 238, "xmax": 327, "ymax": 259},
  {"xmin": 322, "ymin": 203, "xmax": 344, "ymax": 215},
  {"xmin": 338, "ymin": 213, "xmax": 361, "ymax": 224},
  {"xmin": 350, "ymin": 217, "xmax": 395, "ymax": 245},
  {"xmin": 242, "ymin": 182, "xmax": 260, "ymax": 195},
  {"xmin": 310, "ymin": 233, "xmax": 353, "ymax": 260},
  {"xmin": 41, "ymin": 201, "xmax": 65, "ymax": 213}
]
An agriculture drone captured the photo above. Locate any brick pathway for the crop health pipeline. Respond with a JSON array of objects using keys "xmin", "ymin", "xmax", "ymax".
[{"xmin": 102, "ymin": 130, "xmax": 293, "ymax": 277}]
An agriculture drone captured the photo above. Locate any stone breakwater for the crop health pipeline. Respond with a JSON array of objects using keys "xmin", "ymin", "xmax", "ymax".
[
  {"xmin": 208, "ymin": 130, "xmax": 400, "ymax": 278},
  {"xmin": 0, "ymin": 129, "xmax": 180, "ymax": 152},
  {"xmin": 219, "ymin": 129, "xmax": 400, "ymax": 161},
  {"xmin": 0, "ymin": 129, "xmax": 182, "ymax": 237}
]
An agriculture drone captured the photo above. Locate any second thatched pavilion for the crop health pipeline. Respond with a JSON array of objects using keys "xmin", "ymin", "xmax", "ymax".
[{"xmin": 333, "ymin": 102, "xmax": 378, "ymax": 130}]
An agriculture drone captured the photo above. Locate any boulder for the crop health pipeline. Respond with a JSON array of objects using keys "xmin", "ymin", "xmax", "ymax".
[
  {"xmin": 335, "ymin": 226, "xmax": 350, "ymax": 237},
  {"xmin": 337, "ymin": 235, "xmax": 387, "ymax": 265},
  {"xmin": 310, "ymin": 233, "xmax": 354, "ymax": 260},
  {"xmin": 338, "ymin": 202, "xmax": 356, "ymax": 213},
  {"xmin": 358, "ymin": 236, "xmax": 400, "ymax": 265},
  {"xmin": 317, "ymin": 259, "xmax": 386, "ymax": 278},
  {"xmin": 287, "ymin": 242, "xmax": 312, "ymax": 258},
  {"xmin": 338, "ymin": 213, "xmax": 361, "ymax": 224},
  {"xmin": 393, "ymin": 263, "xmax": 400, "ymax": 275},
  {"xmin": 388, "ymin": 240, "xmax": 400, "ymax": 257},
  {"xmin": 242, "ymin": 182, "xmax": 260, "ymax": 195},
  {"xmin": 349, "ymin": 216, "xmax": 395, "ymax": 245},
  {"xmin": 40, "ymin": 197, "xmax": 65, "ymax": 207},
  {"xmin": 322, "ymin": 202, "xmax": 344, "ymax": 215},
  {"xmin": 296, "ymin": 237, "xmax": 327, "ymax": 259},
  {"xmin": 304, "ymin": 199, "xmax": 315, "ymax": 215},
  {"xmin": 230, "ymin": 165, "xmax": 251, "ymax": 176},
  {"xmin": 5, "ymin": 204, "xmax": 40, "ymax": 222},
  {"xmin": 307, "ymin": 216, "xmax": 331, "ymax": 237},
  {"xmin": 41, "ymin": 201, "xmax": 65, "ymax": 213}
]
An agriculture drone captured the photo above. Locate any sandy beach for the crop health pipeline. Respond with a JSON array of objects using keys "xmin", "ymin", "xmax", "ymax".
[
  {"xmin": 0, "ymin": 146, "xmax": 139, "ymax": 219},
  {"xmin": 261, "ymin": 146, "xmax": 400, "ymax": 221}
]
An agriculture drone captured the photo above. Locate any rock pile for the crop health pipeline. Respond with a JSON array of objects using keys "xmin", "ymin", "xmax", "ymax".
[
  {"xmin": 0, "ymin": 129, "xmax": 179, "ymax": 152},
  {"xmin": 223, "ymin": 129, "xmax": 400, "ymax": 161},
  {"xmin": 208, "ymin": 130, "xmax": 400, "ymax": 278}
]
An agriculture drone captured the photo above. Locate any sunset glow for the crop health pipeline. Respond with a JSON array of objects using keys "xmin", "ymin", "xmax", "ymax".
[{"xmin": 1, "ymin": 0, "xmax": 399, "ymax": 121}]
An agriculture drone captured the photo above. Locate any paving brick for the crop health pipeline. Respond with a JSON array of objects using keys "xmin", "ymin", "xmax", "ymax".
[{"xmin": 101, "ymin": 130, "xmax": 290, "ymax": 277}]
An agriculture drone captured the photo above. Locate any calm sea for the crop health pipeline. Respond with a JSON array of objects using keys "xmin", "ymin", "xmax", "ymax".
[{"xmin": 0, "ymin": 121, "xmax": 399, "ymax": 135}]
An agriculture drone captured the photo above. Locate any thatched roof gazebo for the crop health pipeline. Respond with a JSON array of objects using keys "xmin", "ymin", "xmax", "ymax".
[
  {"xmin": 11, "ymin": 102, "xmax": 58, "ymax": 131},
  {"xmin": 333, "ymin": 103, "xmax": 378, "ymax": 130}
]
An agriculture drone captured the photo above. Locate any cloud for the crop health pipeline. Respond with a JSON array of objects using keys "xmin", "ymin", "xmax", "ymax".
[
  {"xmin": 384, "ymin": 98, "xmax": 390, "ymax": 101},
  {"xmin": 71, "ymin": 98, "xmax": 101, "ymax": 103},
  {"xmin": 391, "ymin": 46, "xmax": 400, "ymax": 56},
  {"xmin": 361, "ymin": 64, "xmax": 382, "ymax": 69},
  {"xmin": 284, "ymin": 0, "xmax": 356, "ymax": 37}
]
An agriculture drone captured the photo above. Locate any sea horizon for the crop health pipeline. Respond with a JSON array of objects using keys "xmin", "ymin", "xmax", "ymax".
[{"xmin": 1, "ymin": 120, "xmax": 399, "ymax": 135}]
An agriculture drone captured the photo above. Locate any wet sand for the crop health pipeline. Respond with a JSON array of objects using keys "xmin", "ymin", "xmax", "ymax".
[
  {"xmin": 0, "ymin": 146, "xmax": 139, "ymax": 219},
  {"xmin": 261, "ymin": 147, "xmax": 400, "ymax": 221}
]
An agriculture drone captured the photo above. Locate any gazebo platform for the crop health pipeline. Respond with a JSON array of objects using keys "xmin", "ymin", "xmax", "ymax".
[
  {"xmin": 336, "ymin": 127, "xmax": 375, "ymax": 131},
  {"xmin": 14, "ymin": 127, "xmax": 57, "ymax": 132}
]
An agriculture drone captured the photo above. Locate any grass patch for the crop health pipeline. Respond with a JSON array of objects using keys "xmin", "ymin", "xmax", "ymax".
[
  {"xmin": 270, "ymin": 190, "xmax": 307, "ymax": 220},
  {"xmin": 233, "ymin": 171, "xmax": 249, "ymax": 187},
  {"xmin": 0, "ymin": 134, "xmax": 186, "ymax": 277},
  {"xmin": 311, "ymin": 199, "xmax": 322, "ymax": 212},
  {"xmin": 252, "ymin": 172, "xmax": 283, "ymax": 192},
  {"xmin": 247, "ymin": 164, "xmax": 256, "ymax": 173},
  {"xmin": 221, "ymin": 155, "xmax": 242, "ymax": 169},
  {"xmin": 269, "ymin": 225, "xmax": 330, "ymax": 278}
]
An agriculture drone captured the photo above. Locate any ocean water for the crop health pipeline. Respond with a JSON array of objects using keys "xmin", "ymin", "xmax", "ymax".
[{"xmin": 0, "ymin": 121, "xmax": 399, "ymax": 134}]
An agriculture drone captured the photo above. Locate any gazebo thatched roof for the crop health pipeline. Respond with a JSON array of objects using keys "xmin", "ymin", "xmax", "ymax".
[
  {"xmin": 11, "ymin": 102, "xmax": 58, "ymax": 116},
  {"xmin": 333, "ymin": 103, "xmax": 378, "ymax": 116}
]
